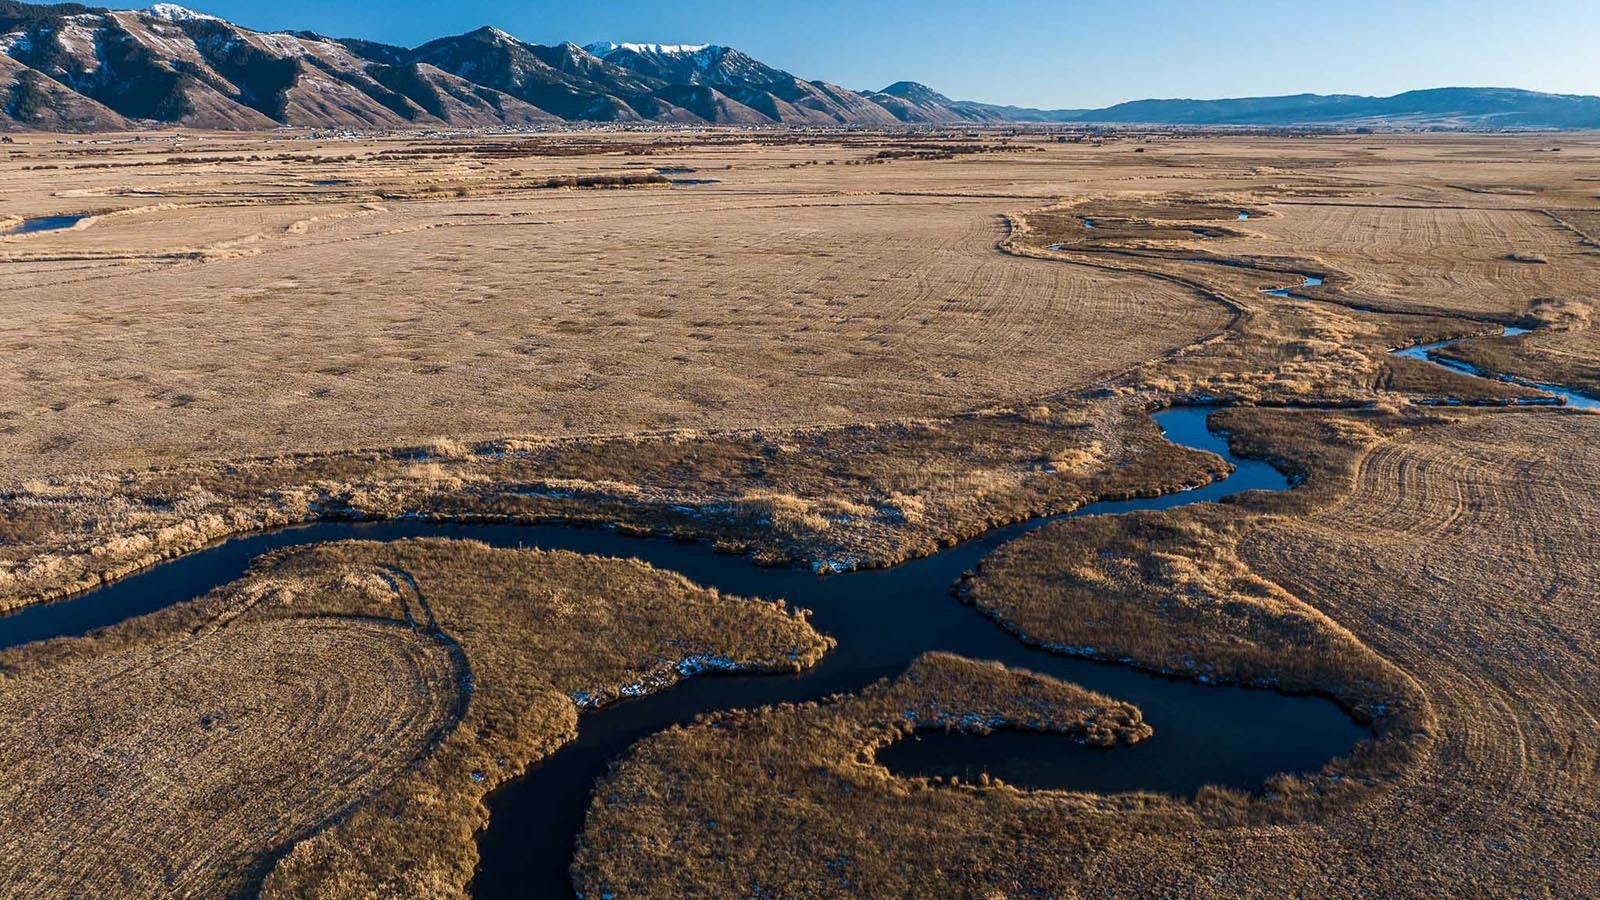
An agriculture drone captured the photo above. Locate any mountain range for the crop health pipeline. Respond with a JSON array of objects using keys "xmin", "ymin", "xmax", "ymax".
[{"xmin": 3, "ymin": 2, "xmax": 1597, "ymax": 132}]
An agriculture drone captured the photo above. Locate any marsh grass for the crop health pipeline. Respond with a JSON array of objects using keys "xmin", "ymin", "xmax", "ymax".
[
  {"xmin": 573, "ymin": 653, "xmax": 1157, "ymax": 899},
  {"xmin": 0, "ymin": 400, "xmax": 1225, "ymax": 615}
]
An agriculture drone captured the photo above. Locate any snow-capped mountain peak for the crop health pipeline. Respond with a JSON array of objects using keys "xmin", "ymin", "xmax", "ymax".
[
  {"xmin": 587, "ymin": 42, "xmax": 712, "ymax": 58},
  {"xmin": 146, "ymin": 4, "xmax": 222, "ymax": 23}
]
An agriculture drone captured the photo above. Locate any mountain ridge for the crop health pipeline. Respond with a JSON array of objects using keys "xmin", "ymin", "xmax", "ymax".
[{"xmin": 2, "ymin": 3, "xmax": 1596, "ymax": 131}]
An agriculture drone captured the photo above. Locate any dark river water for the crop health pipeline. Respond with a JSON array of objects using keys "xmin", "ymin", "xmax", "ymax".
[{"xmin": 0, "ymin": 408, "xmax": 1369, "ymax": 898}]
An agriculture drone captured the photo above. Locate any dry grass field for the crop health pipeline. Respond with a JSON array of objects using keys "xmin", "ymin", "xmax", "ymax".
[
  {"xmin": 0, "ymin": 132, "xmax": 1231, "ymax": 479},
  {"xmin": 0, "ymin": 539, "xmax": 829, "ymax": 897},
  {"xmin": 3, "ymin": 132, "xmax": 1595, "ymax": 480},
  {"xmin": 1, "ymin": 130, "xmax": 1598, "ymax": 897},
  {"xmin": 1242, "ymin": 204, "xmax": 1590, "ymax": 317}
]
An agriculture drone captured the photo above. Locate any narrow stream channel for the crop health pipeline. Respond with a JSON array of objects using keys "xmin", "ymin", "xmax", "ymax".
[
  {"xmin": 1263, "ymin": 273, "xmax": 1325, "ymax": 299},
  {"xmin": 1249, "ymin": 267, "xmax": 1598, "ymax": 410},
  {"xmin": 1394, "ymin": 326, "xmax": 1600, "ymax": 409}
]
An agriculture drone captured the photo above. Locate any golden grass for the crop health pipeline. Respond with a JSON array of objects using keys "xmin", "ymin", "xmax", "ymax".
[
  {"xmin": 574, "ymin": 652, "xmax": 1157, "ymax": 899},
  {"xmin": 1438, "ymin": 297, "xmax": 1600, "ymax": 395},
  {"xmin": 960, "ymin": 507, "xmax": 1422, "ymax": 724},
  {"xmin": 0, "ymin": 539, "xmax": 830, "ymax": 898}
]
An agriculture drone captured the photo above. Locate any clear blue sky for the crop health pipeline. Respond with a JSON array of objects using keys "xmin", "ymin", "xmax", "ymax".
[{"xmin": 79, "ymin": 1, "xmax": 1600, "ymax": 107}]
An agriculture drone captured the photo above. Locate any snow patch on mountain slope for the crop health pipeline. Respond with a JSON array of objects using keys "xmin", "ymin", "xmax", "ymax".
[
  {"xmin": 55, "ymin": 17, "xmax": 103, "ymax": 66},
  {"xmin": 112, "ymin": 11, "xmax": 219, "ymax": 66},
  {"xmin": 146, "ymin": 4, "xmax": 222, "ymax": 23},
  {"xmin": 0, "ymin": 30, "xmax": 32, "ymax": 56},
  {"xmin": 475, "ymin": 27, "xmax": 521, "ymax": 44},
  {"xmin": 249, "ymin": 30, "xmax": 311, "ymax": 58}
]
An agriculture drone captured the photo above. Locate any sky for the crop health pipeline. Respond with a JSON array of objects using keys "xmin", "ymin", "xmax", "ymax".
[{"xmin": 64, "ymin": 1, "xmax": 1600, "ymax": 108}]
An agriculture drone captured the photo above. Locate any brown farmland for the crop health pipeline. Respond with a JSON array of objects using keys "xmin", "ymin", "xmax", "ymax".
[{"xmin": 0, "ymin": 132, "xmax": 1229, "ymax": 479}]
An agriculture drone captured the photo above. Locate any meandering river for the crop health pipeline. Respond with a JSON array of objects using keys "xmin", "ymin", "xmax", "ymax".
[{"xmin": 0, "ymin": 407, "xmax": 1373, "ymax": 897}]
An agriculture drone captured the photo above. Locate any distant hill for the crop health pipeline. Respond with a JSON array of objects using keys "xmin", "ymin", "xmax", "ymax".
[
  {"xmin": 1063, "ymin": 87, "xmax": 1600, "ymax": 129},
  {"xmin": 2, "ymin": 3, "xmax": 1596, "ymax": 131}
]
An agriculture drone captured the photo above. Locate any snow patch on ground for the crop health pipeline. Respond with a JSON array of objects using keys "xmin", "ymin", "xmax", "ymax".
[
  {"xmin": 570, "ymin": 655, "xmax": 765, "ymax": 710},
  {"xmin": 811, "ymin": 554, "xmax": 864, "ymax": 575},
  {"xmin": 674, "ymin": 655, "xmax": 742, "ymax": 677}
]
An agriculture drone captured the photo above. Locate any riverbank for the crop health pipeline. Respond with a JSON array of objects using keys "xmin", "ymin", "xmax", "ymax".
[{"xmin": 0, "ymin": 399, "xmax": 1222, "ymax": 615}]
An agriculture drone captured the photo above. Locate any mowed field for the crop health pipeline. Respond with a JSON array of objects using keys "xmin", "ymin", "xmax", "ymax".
[
  {"xmin": 0, "ymin": 618, "xmax": 463, "ymax": 897},
  {"xmin": 1243, "ymin": 203, "xmax": 1590, "ymax": 317},
  {"xmin": 1235, "ymin": 411, "xmax": 1599, "ymax": 893}
]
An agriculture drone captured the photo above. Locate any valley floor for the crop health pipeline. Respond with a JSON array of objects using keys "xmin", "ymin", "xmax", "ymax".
[{"xmin": 0, "ymin": 130, "xmax": 1595, "ymax": 898}]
